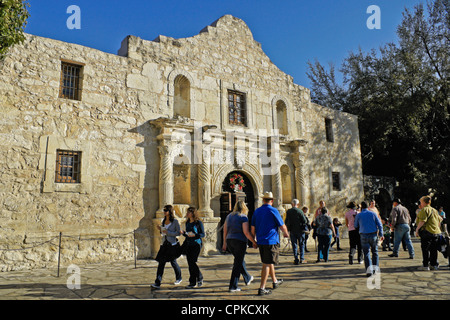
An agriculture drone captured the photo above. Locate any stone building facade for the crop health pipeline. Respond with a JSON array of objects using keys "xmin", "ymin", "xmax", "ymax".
[{"xmin": 0, "ymin": 15, "xmax": 364, "ymax": 271}]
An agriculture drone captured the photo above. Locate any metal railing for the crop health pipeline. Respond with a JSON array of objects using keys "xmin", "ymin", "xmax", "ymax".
[{"xmin": 0, "ymin": 230, "xmax": 138, "ymax": 276}]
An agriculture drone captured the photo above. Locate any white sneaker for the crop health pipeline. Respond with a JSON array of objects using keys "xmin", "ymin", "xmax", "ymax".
[
  {"xmin": 229, "ymin": 288, "xmax": 242, "ymax": 293},
  {"xmin": 174, "ymin": 279, "xmax": 182, "ymax": 285},
  {"xmin": 418, "ymin": 266, "xmax": 430, "ymax": 271},
  {"xmin": 246, "ymin": 276, "xmax": 254, "ymax": 286},
  {"xmin": 151, "ymin": 283, "xmax": 160, "ymax": 289}
]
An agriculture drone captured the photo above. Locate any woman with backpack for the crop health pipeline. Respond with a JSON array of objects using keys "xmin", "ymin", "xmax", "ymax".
[{"xmin": 313, "ymin": 207, "xmax": 336, "ymax": 263}]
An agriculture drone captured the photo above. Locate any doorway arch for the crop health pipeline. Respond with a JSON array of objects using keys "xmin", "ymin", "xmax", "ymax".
[
  {"xmin": 374, "ymin": 188, "xmax": 392, "ymax": 219},
  {"xmin": 221, "ymin": 170, "xmax": 256, "ymax": 218},
  {"xmin": 217, "ymin": 170, "xmax": 258, "ymax": 249}
]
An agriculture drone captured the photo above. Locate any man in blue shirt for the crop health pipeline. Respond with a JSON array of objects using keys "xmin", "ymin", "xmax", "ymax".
[
  {"xmin": 354, "ymin": 201, "xmax": 384, "ymax": 277},
  {"xmin": 251, "ymin": 192, "xmax": 289, "ymax": 296}
]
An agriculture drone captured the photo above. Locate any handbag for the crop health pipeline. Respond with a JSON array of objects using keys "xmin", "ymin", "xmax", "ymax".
[
  {"xmin": 301, "ymin": 223, "xmax": 310, "ymax": 234},
  {"xmin": 156, "ymin": 239, "xmax": 182, "ymax": 262},
  {"xmin": 180, "ymin": 239, "xmax": 188, "ymax": 255},
  {"xmin": 173, "ymin": 240, "xmax": 182, "ymax": 259}
]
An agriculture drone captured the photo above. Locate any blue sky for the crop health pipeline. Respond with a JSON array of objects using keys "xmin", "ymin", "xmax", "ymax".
[{"xmin": 25, "ymin": 0, "xmax": 424, "ymax": 88}]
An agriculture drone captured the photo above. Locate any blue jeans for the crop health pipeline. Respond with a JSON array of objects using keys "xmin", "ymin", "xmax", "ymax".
[
  {"xmin": 227, "ymin": 239, "xmax": 252, "ymax": 290},
  {"xmin": 317, "ymin": 234, "xmax": 332, "ymax": 262},
  {"xmin": 393, "ymin": 224, "xmax": 415, "ymax": 257},
  {"xmin": 155, "ymin": 259, "xmax": 181, "ymax": 286},
  {"xmin": 360, "ymin": 232, "xmax": 379, "ymax": 273},
  {"xmin": 290, "ymin": 232, "xmax": 306, "ymax": 262}
]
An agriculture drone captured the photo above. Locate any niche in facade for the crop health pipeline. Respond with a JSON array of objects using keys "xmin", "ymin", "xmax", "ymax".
[
  {"xmin": 281, "ymin": 164, "xmax": 293, "ymax": 204},
  {"xmin": 174, "ymin": 75, "xmax": 191, "ymax": 118},
  {"xmin": 276, "ymin": 100, "xmax": 288, "ymax": 135},
  {"xmin": 173, "ymin": 163, "xmax": 191, "ymax": 205}
]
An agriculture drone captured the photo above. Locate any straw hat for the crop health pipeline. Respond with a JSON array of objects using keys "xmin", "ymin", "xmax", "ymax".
[{"xmin": 262, "ymin": 191, "xmax": 274, "ymax": 200}]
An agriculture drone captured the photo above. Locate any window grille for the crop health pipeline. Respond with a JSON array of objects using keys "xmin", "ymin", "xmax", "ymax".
[
  {"xmin": 228, "ymin": 90, "xmax": 247, "ymax": 126},
  {"xmin": 55, "ymin": 150, "xmax": 81, "ymax": 183},
  {"xmin": 59, "ymin": 62, "xmax": 82, "ymax": 100}
]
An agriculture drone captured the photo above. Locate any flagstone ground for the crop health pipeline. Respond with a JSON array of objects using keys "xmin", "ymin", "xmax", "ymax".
[{"xmin": 0, "ymin": 238, "xmax": 448, "ymax": 300}]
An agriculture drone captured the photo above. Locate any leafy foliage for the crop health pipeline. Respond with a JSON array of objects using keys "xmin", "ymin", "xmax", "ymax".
[
  {"xmin": 307, "ymin": 0, "xmax": 450, "ymax": 208},
  {"xmin": 0, "ymin": 0, "xmax": 30, "ymax": 60}
]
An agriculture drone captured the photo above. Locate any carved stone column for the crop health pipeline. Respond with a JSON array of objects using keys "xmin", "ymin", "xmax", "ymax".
[
  {"xmin": 290, "ymin": 139, "xmax": 308, "ymax": 206},
  {"xmin": 156, "ymin": 137, "xmax": 174, "ymax": 218},
  {"xmin": 271, "ymin": 165, "xmax": 284, "ymax": 214},
  {"xmin": 198, "ymin": 147, "xmax": 213, "ymax": 217},
  {"xmin": 292, "ymin": 157, "xmax": 306, "ymax": 205}
]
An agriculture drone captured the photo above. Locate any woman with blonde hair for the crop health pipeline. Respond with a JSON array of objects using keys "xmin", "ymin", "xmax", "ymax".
[
  {"xmin": 222, "ymin": 200, "xmax": 257, "ymax": 292},
  {"xmin": 181, "ymin": 207, "xmax": 205, "ymax": 289}
]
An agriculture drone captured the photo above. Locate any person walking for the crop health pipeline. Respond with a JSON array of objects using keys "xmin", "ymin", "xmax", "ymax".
[
  {"xmin": 251, "ymin": 192, "xmax": 289, "ymax": 296},
  {"xmin": 312, "ymin": 200, "xmax": 326, "ymax": 258},
  {"xmin": 438, "ymin": 207, "xmax": 447, "ymax": 233},
  {"xmin": 222, "ymin": 200, "xmax": 257, "ymax": 292},
  {"xmin": 313, "ymin": 207, "xmax": 335, "ymax": 262},
  {"xmin": 345, "ymin": 201, "xmax": 363, "ymax": 265},
  {"xmin": 285, "ymin": 199, "xmax": 308, "ymax": 264},
  {"xmin": 381, "ymin": 218, "xmax": 393, "ymax": 251},
  {"xmin": 354, "ymin": 202, "xmax": 384, "ymax": 277},
  {"xmin": 369, "ymin": 200, "xmax": 382, "ymax": 220},
  {"xmin": 388, "ymin": 198, "xmax": 415, "ymax": 259},
  {"xmin": 301, "ymin": 206, "xmax": 311, "ymax": 252},
  {"xmin": 181, "ymin": 207, "xmax": 205, "ymax": 288},
  {"xmin": 151, "ymin": 205, "xmax": 182, "ymax": 289},
  {"xmin": 330, "ymin": 217, "xmax": 343, "ymax": 250},
  {"xmin": 415, "ymin": 196, "xmax": 443, "ymax": 270}
]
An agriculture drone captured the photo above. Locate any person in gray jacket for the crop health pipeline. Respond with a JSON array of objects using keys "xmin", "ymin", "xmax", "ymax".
[
  {"xmin": 151, "ymin": 205, "xmax": 182, "ymax": 289},
  {"xmin": 388, "ymin": 198, "xmax": 415, "ymax": 259}
]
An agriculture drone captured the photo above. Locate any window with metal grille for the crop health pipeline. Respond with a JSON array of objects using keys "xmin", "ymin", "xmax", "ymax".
[
  {"xmin": 55, "ymin": 150, "xmax": 81, "ymax": 183},
  {"xmin": 228, "ymin": 90, "xmax": 247, "ymax": 126},
  {"xmin": 59, "ymin": 62, "xmax": 82, "ymax": 100},
  {"xmin": 332, "ymin": 172, "xmax": 341, "ymax": 191}
]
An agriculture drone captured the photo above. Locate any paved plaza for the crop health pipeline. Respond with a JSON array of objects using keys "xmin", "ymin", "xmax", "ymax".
[{"xmin": 0, "ymin": 238, "xmax": 449, "ymax": 300}]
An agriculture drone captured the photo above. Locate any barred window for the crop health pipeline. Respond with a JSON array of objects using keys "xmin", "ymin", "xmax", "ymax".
[
  {"xmin": 332, "ymin": 172, "xmax": 341, "ymax": 191},
  {"xmin": 228, "ymin": 90, "xmax": 247, "ymax": 126},
  {"xmin": 59, "ymin": 61, "xmax": 82, "ymax": 100},
  {"xmin": 55, "ymin": 150, "xmax": 81, "ymax": 183}
]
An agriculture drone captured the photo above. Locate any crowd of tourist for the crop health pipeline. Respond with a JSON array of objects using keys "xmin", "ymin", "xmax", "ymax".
[{"xmin": 150, "ymin": 193, "xmax": 449, "ymax": 296}]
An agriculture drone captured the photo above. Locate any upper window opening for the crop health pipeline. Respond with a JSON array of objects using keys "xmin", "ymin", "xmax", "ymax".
[
  {"xmin": 228, "ymin": 90, "xmax": 246, "ymax": 126},
  {"xmin": 59, "ymin": 61, "xmax": 82, "ymax": 100}
]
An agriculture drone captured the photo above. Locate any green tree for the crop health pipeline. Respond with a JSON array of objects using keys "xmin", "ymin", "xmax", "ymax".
[
  {"xmin": 0, "ymin": 0, "xmax": 30, "ymax": 60},
  {"xmin": 307, "ymin": 0, "xmax": 450, "ymax": 208}
]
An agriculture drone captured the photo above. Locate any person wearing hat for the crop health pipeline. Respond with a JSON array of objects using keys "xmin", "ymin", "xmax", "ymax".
[
  {"xmin": 388, "ymin": 198, "xmax": 415, "ymax": 259},
  {"xmin": 251, "ymin": 191, "xmax": 289, "ymax": 296}
]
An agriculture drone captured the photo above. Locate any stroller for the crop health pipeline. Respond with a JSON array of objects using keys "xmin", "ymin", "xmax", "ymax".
[{"xmin": 438, "ymin": 233, "xmax": 450, "ymax": 268}]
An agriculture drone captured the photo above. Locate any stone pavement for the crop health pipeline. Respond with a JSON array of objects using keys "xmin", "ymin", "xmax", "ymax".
[{"xmin": 0, "ymin": 238, "xmax": 449, "ymax": 300}]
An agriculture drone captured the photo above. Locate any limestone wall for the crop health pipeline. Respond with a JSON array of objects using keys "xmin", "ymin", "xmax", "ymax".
[
  {"xmin": 0, "ymin": 34, "xmax": 152, "ymax": 270},
  {"xmin": 301, "ymin": 102, "xmax": 365, "ymax": 230},
  {"xmin": 0, "ymin": 15, "xmax": 363, "ymax": 270}
]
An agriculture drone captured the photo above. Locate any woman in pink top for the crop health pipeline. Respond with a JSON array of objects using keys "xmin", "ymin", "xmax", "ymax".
[{"xmin": 345, "ymin": 201, "xmax": 363, "ymax": 265}]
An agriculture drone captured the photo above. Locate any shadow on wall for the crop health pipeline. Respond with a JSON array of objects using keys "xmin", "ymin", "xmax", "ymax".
[
  {"xmin": 129, "ymin": 122, "xmax": 160, "ymax": 259},
  {"xmin": 308, "ymin": 105, "xmax": 365, "ymax": 218}
]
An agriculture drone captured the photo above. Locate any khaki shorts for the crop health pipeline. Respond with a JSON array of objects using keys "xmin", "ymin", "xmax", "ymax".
[{"xmin": 258, "ymin": 244, "xmax": 280, "ymax": 265}]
